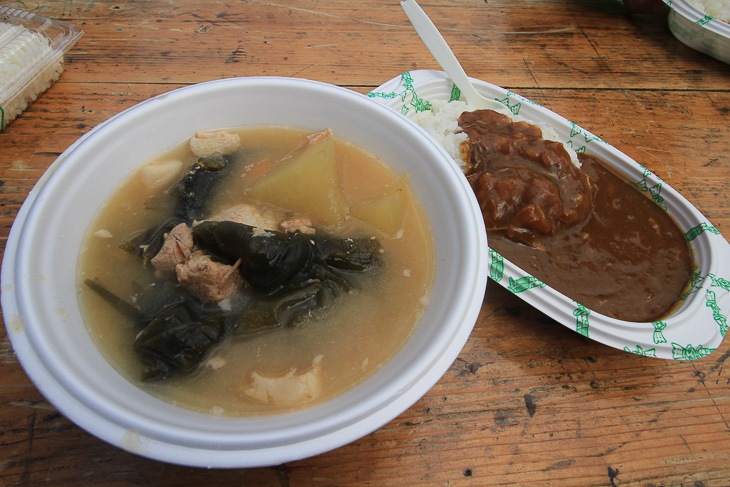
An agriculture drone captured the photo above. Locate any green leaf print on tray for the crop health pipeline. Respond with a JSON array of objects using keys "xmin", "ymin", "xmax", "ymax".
[{"xmin": 368, "ymin": 70, "xmax": 730, "ymax": 360}]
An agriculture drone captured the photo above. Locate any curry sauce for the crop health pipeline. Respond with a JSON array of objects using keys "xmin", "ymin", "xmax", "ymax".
[{"xmin": 460, "ymin": 110, "xmax": 692, "ymax": 322}]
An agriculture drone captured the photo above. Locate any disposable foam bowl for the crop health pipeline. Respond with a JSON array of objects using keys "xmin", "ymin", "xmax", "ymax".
[{"xmin": 0, "ymin": 77, "xmax": 488, "ymax": 468}]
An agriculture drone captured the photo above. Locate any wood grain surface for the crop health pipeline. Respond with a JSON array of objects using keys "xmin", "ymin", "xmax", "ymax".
[{"xmin": 1, "ymin": 0, "xmax": 729, "ymax": 485}]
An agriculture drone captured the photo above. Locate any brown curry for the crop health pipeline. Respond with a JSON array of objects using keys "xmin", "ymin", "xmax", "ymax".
[{"xmin": 459, "ymin": 109, "xmax": 692, "ymax": 322}]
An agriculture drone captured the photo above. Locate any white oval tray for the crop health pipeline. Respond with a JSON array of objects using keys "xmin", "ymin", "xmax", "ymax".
[{"xmin": 369, "ymin": 70, "xmax": 730, "ymax": 360}]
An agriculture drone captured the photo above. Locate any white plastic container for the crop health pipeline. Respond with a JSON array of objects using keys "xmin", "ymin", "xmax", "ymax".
[
  {"xmin": 1, "ymin": 77, "xmax": 488, "ymax": 467},
  {"xmin": 0, "ymin": 7, "xmax": 83, "ymax": 130},
  {"xmin": 663, "ymin": 0, "xmax": 730, "ymax": 64}
]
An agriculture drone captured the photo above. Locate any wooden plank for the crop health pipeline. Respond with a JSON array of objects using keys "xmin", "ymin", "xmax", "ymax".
[
  {"xmin": 13, "ymin": 0, "xmax": 730, "ymax": 89},
  {"xmin": 0, "ymin": 0, "xmax": 728, "ymax": 485}
]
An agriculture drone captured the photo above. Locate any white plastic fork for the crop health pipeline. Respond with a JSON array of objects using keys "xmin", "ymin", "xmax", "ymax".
[{"xmin": 401, "ymin": 0, "xmax": 504, "ymax": 111}]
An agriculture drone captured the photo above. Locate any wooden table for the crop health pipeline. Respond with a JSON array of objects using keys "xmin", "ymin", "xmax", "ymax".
[{"xmin": 1, "ymin": 0, "xmax": 729, "ymax": 485}]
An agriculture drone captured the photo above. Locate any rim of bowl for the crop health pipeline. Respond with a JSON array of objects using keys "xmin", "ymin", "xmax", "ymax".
[{"xmin": 1, "ymin": 76, "xmax": 488, "ymax": 468}]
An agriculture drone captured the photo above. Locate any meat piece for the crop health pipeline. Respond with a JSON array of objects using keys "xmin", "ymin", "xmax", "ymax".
[
  {"xmin": 175, "ymin": 251, "xmax": 244, "ymax": 302},
  {"xmin": 306, "ymin": 128, "xmax": 333, "ymax": 146},
  {"xmin": 205, "ymin": 356, "xmax": 226, "ymax": 371},
  {"xmin": 459, "ymin": 109, "xmax": 594, "ymax": 247},
  {"xmin": 189, "ymin": 130, "xmax": 240, "ymax": 158},
  {"xmin": 150, "ymin": 223, "xmax": 194, "ymax": 272},
  {"xmin": 244, "ymin": 355, "xmax": 323, "ymax": 407},
  {"xmin": 279, "ymin": 129, "xmax": 335, "ymax": 161},
  {"xmin": 153, "ymin": 203, "xmax": 320, "ymax": 302},
  {"xmin": 472, "ymin": 167, "xmax": 563, "ymax": 246},
  {"xmin": 207, "ymin": 203, "xmax": 280, "ymax": 231},
  {"xmin": 280, "ymin": 217, "xmax": 316, "ymax": 235}
]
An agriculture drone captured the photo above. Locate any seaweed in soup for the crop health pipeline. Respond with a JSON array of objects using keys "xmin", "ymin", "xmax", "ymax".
[
  {"xmin": 238, "ymin": 279, "xmax": 341, "ymax": 334},
  {"xmin": 193, "ymin": 220, "xmax": 319, "ymax": 293},
  {"xmin": 85, "ymin": 277, "xmax": 240, "ymax": 381},
  {"xmin": 83, "ymin": 130, "xmax": 394, "ymax": 383},
  {"xmin": 87, "ymin": 220, "xmax": 382, "ymax": 380},
  {"xmin": 174, "ymin": 152, "xmax": 234, "ymax": 222},
  {"xmin": 192, "ymin": 220, "xmax": 381, "ymax": 335},
  {"xmin": 133, "ymin": 301, "xmax": 229, "ymax": 381},
  {"xmin": 192, "ymin": 220, "xmax": 382, "ymax": 293}
]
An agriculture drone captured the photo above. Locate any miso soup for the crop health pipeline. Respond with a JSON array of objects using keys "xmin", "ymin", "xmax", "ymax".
[{"xmin": 77, "ymin": 127, "xmax": 435, "ymax": 417}]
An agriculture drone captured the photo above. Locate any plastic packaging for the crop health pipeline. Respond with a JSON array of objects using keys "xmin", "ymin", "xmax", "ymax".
[{"xmin": 0, "ymin": 7, "xmax": 83, "ymax": 131}]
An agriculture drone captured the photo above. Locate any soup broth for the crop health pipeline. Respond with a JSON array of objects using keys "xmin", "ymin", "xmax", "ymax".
[{"xmin": 78, "ymin": 127, "xmax": 435, "ymax": 416}]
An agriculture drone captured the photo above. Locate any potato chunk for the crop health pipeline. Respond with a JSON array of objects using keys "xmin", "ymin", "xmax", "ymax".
[
  {"xmin": 246, "ymin": 140, "xmax": 346, "ymax": 227},
  {"xmin": 350, "ymin": 174, "xmax": 410, "ymax": 236}
]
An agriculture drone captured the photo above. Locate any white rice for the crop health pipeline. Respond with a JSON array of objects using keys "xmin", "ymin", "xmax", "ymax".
[
  {"xmin": 408, "ymin": 99, "xmax": 580, "ymax": 170},
  {"xmin": 685, "ymin": 0, "xmax": 730, "ymax": 22}
]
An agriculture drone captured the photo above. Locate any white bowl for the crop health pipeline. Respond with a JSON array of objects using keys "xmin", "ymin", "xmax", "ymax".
[{"xmin": 0, "ymin": 77, "xmax": 488, "ymax": 467}]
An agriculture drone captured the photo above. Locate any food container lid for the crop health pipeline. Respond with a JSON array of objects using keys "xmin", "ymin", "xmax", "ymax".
[{"xmin": 0, "ymin": 7, "xmax": 83, "ymax": 130}]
